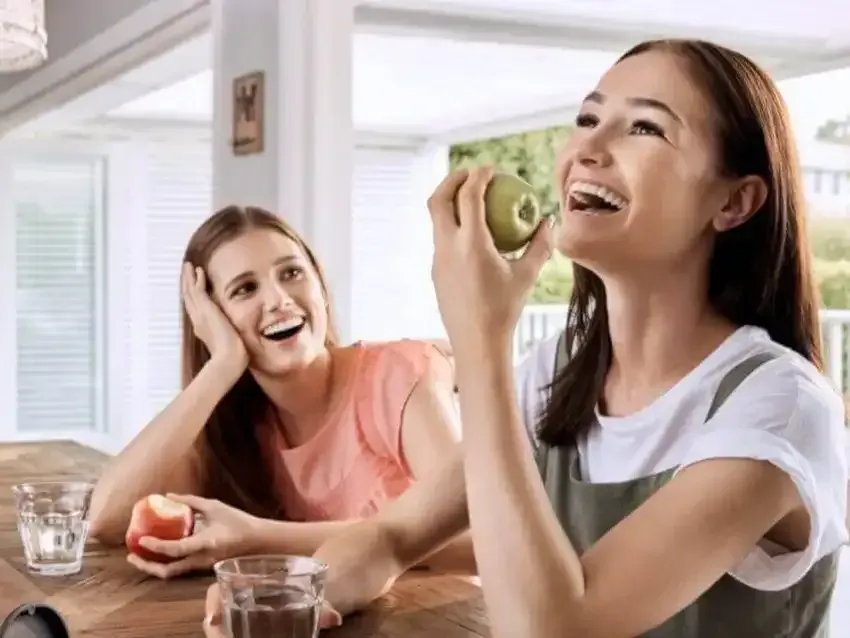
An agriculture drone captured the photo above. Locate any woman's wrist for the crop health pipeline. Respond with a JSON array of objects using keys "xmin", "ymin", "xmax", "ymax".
[
  {"xmin": 205, "ymin": 354, "xmax": 247, "ymax": 388},
  {"xmin": 241, "ymin": 516, "xmax": 286, "ymax": 555}
]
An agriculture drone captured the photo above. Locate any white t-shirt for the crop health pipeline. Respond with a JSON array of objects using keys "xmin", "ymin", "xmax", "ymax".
[{"xmin": 515, "ymin": 325, "xmax": 848, "ymax": 591}]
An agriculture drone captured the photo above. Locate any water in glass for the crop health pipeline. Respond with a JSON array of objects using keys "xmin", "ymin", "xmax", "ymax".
[
  {"xmin": 224, "ymin": 585, "xmax": 320, "ymax": 638},
  {"xmin": 216, "ymin": 556, "xmax": 326, "ymax": 638},
  {"xmin": 13, "ymin": 481, "xmax": 94, "ymax": 576}
]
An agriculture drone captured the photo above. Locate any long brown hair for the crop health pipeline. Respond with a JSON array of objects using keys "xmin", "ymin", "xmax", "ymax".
[
  {"xmin": 538, "ymin": 39, "xmax": 822, "ymax": 447},
  {"xmin": 181, "ymin": 205, "xmax": 338, "ymax": 518}
]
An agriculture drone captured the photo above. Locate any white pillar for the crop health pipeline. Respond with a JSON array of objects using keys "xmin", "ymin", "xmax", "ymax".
[{"xmin": 211, "ymin": 0, "xmax": 354, "ymax": 342}]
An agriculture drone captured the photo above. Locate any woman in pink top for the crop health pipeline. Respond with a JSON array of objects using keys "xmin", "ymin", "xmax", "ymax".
[{"xmin": 87, "ymin": 205, "xmax": 463, "ymax": 579}]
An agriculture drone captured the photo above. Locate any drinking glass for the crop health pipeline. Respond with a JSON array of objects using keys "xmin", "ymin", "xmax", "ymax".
[
  {"xmin": 214, "ymin": 555, "xmax": 328, "ymax": 638},
  {"xmin": 12, "ymin": 481, "xmax": 94, "ymax": 576}
]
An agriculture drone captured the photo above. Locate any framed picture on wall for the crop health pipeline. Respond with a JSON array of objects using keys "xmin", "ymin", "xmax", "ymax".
[{"xmin": 232, "ymin": 70, "xmax": 265, "ymax": 156}]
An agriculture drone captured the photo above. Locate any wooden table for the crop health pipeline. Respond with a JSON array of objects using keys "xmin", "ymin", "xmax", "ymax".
[{"xmin": 0, "ymin": 441, "xmax": 489, "ymax": 637}]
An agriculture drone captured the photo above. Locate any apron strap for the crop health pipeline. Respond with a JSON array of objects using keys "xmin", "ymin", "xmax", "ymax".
[
  {"xmin": 533, "ymin": 331, "xmax": 570, "ymax": 473},
  {"xmin": 704, "ymin": 351, "xmax": 776, "ymax": 422},
  {"xmin": 535, "ymin": 330, "xmax": 776, "ymax": 470}
]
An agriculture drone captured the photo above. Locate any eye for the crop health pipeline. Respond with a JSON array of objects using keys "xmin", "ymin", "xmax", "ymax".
[
  {"xmin": 230, "ymin": 281, "xmax": 257, "ymax": 298},
  {"xmin": 279, "ymin": 266, "xmax": 304, "ymax": 282},
  {"xmin": 575, "ymin": 112, "xmax": 598, "ymax": 129},
  {"xmin": 631, "ymin": 119, "xmax": 665, "ymax": 137}
]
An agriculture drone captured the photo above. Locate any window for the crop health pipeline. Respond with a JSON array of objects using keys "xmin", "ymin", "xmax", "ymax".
[
  {"xmin": 139, "ymin": 142, "xmax": 213, "ymax": 421},
  {"xmin": 14, "ymin": 157, "xmax": 105, "ymax": 434}
]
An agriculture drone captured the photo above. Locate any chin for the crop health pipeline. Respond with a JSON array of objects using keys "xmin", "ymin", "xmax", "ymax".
[{"xmin": 557, "ymin": 213, "xmax": 632, "ymax": 264}]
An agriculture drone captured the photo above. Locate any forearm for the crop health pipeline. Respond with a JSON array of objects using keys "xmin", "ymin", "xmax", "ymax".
[
  {"xmin": 249, "ymin": 518, "xmax": 475, "ymax": 574},
  {"xmin": 455, "ymin": 344, "xmax": 585, "ymax": 638},
  {"xmin": 89, "ymin": 358, "xmax": 241, "ymax": 542},
  {"xmin": 311, "ymin": 449, "xmax": 472, "ymax": 616},
  {"xmin": 249, "ymin": 519, "xmax": 359, "ymax": 556}
]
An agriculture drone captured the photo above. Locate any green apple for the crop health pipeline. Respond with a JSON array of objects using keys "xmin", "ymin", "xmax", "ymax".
[{"xmin": 484, "ymin": 172, "xmax": 543, "ymax": 253}]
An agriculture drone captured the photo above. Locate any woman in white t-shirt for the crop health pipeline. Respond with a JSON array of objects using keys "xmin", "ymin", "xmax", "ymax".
[{"xmin": 202, "ymin": 39, "xmax": 849, "ymax": 638}]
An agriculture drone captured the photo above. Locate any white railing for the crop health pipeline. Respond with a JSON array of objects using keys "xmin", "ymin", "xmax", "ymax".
[{"xmin": 516, "ymin": 305, "xmax": 850, "ymax": 397}]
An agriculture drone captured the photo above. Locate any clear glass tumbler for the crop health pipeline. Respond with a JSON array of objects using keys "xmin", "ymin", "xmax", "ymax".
[
  {"xmin": 214, "ymin": 555, "xmax": 328, "ymax": 638},
  {"xmin": 12, "ymin": 481, "xmax": 94, "ymax": 576}
]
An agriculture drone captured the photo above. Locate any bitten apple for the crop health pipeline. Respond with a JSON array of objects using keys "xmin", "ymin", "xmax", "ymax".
[
  {"xmin": 125, "ymin": 494, "xmax": 194, "ymax": 563},
  {"xmin": 483, "ymin": 172, "xmax": 543, "ymax": 254}
]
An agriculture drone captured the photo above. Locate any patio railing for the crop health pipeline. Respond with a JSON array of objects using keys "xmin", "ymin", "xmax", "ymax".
[{"xmin": 516, "ymin": 305, "xmax": 850, "ymax": 397}]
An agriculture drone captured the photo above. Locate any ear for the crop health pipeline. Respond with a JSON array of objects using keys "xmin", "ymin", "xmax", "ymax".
[{"xmin": 712, "ymin": 175, "xmax": 768, "ymax": 232}]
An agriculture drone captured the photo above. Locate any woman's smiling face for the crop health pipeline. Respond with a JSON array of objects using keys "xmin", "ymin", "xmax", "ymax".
[
  {"xmin": 205, "ymin": 228, "xmax": 329, "ymax": 376},
  {"xmin": 554, "ymin": 48, "xmax": 737, "ymax": 275}
]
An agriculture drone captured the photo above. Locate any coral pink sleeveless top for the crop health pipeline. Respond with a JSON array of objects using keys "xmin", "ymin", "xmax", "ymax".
[{"xmin": 258, "ymin": 339, "xmax": 454, "ymax": 522}]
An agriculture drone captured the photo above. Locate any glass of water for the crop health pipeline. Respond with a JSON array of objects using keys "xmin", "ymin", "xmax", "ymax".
[
  {"xmin": 214, "ymin": 555, "xmax": 328, "ymax": 638},
  {"xmin": 12, "ymin": 481, "xmax": 94, "ymax": 576}
]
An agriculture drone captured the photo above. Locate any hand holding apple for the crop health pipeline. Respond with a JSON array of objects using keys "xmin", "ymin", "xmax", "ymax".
[
  {"xmin": 125, "ymin": 493, "xmax": 260, "ymax": 580},
  {"xmin": 126, "ymin": 494, "xmax": 195, "ymax": 563},
  {"xmin": 429, "ymin": 166, "xmax": 554, "ymax": 354}
]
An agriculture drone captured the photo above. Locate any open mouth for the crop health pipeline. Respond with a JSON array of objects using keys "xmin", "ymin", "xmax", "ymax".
[
  {"xmin": 567, "ymin": 181, "xmax": 629, "ymax": 216},
  {"xmin": 262, "ymin": 317, "xmax": 306, "ymax": 342}
]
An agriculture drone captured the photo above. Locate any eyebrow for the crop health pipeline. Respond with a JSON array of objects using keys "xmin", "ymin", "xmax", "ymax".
[
  {"xmin": 224, "ymin": 254, "xmax": 299, "ymax": 292},
  {"xmin": 583, "ymin": 90, "xmax": 682, "ymax": 124}
]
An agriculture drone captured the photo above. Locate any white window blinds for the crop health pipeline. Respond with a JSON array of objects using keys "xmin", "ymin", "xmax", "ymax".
[
  {"xmin": 139, "ymin": 142, "xmax": 213, "ymax": 422},
  {"xmin": 14, "ymin": 157, "xmax": 104, "ymax": 433},
  {"xmin": 351, "ymin": 144, "xmax": 446, "ymax": 341}
]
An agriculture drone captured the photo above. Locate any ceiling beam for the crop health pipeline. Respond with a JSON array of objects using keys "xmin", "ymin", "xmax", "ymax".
[
  {"xmin": 354, "ymin": 2, "xmax": 828, "ymax": 64},
  {"xmin": 769, "ymin": 46, "xmax": 850, "ymax": 81},
  {"xmin": 431, "ymin": 43, "xmax": 850, "ymax": 144}
]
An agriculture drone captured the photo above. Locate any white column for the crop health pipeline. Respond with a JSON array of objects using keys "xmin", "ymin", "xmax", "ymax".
[
  {"xmin": 0, "ymin": 149, "xmax": 17, "ymax": 441},
  {"xmin": 211, "ymin": 0, "xmax": 354, "ymax": 342}
]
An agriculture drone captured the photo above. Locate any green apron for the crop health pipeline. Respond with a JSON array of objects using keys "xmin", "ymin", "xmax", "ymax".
[{"xmin": 534, "ymin": 334, "xmax": 839, "ymax": 637}]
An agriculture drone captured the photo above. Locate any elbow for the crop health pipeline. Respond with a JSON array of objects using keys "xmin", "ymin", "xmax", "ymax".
[
  {"xmin": 87, "ymin": 487, "xmax": 129, "ymax": 547},
  {"xmin": 87, "ymin": 510, "xmax": 125, "ymax": 547}
]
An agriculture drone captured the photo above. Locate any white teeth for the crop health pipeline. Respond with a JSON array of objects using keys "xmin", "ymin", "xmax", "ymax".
[
  {"xmin": 262, "ymin": 317, "xmax": 304, "ymax": 337},
  {"xmin": 567, "ymin": 181, "xmax": 628, "ymax": 211}
]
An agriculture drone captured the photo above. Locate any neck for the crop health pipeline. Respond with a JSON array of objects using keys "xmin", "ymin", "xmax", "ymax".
[
  {"xmin": 601, "ymin": 263, "xmax": 736, "ymax": 401},
  {"xmin": 252, "ymin": 347, "xmax": 340, "ymax": 444}
]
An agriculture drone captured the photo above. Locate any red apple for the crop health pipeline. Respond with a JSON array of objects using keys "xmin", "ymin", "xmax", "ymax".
[{"xmin": 125, "ymin": 494, "xmax": 194, "ymax": 563}]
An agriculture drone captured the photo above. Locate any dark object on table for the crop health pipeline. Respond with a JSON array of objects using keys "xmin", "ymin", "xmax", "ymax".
[{"xmin": 0, "ymin": 604, "xmax": 69, "ymax": 638}]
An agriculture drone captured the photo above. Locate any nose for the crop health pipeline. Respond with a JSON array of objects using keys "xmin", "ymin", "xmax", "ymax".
[
  {"xmin": 574, "ymin": 131, "xmax": 613, "ymax": 168},
  {"xmin": 263, "ymin": 279, "xmax": 294, "ymax": 312}
]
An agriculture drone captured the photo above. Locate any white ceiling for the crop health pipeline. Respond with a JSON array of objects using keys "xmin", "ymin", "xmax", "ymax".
[
  {"xmin": 363, "ymin": 0, "xmax": 850, "ymax": 41},
  {"xmin": 108, "ymin": 34, "xmax": 619, "ymax": 136},
  {"xmin": 28, "ymin": 0, "xmax": 850, "ymax": 140}
]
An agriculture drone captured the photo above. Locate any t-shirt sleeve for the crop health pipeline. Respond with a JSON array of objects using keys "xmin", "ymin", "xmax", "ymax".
[
  {"xmin": 358, "ymin": 339, "xmax": 455, "ymax": 470},
  {"xmin": 514, "ymin": 333, "xmax": 562, "ymax": 450},
  {"xmin": 674, "ymin": 356, "xmax": 849, "ymax": 591}
]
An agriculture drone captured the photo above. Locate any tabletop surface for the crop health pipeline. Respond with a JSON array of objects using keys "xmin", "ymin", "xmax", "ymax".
[{"xmin": 0, "ymin": 440, "xmax": 489, "ymax": 637}]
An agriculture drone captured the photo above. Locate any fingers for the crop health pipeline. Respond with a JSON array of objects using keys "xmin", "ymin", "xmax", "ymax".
[
  {"xmin": 138, "ymin": 533, "xmax": 212, "ymax": 559},
  {"xmin": 204, "ymin": 583, "xmax": 222, "ymax": 625},
  {"xmin": 194, "ymin": 266, "xmax": 208, "ymax": 295},
  {"xmin": 427, "ymin": 168, "xmax": 470, "ymax": 242},
  {"xmin": 126, "ymin": 551, "xmax": 210, "ymax": 580},
  {"xmin": 318, "ymin": 601, "xmax": 343, "ymax": 629},
  {"xmin": 455, "ymin": 165, "xmax": 493, "ymax": 235},
  {"xmin": 515, "ymin": 215, "xmax": 555, "ymax": 282},
  {"xmin": 166, "ymin": 492, "xmax": 217, "ymax": 515},
  {"xmin": 182, "ymin": 262, "xmax": 198, "ymax": 316},
  {"xmin": 202, "ymin": 619, "xmax": 226, "ymax": 638}
]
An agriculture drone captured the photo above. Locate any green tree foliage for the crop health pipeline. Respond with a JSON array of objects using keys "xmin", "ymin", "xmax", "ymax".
[
  {"xmin": 810, "ymin": 219, "xmax": 850, "ymax": 308},
  {"xmin": 450, "ymin": 126, "xmax": 850, "ymax": 308},
  {"xmin": 449, "ymin": 125, "xmax": 572, "ymax": 220}
]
